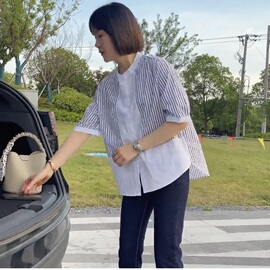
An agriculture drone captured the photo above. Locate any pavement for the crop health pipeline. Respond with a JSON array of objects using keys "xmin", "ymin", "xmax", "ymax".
[{"xmin": 62, "ymin": 209, "xmax": 270, "ymax": 268}]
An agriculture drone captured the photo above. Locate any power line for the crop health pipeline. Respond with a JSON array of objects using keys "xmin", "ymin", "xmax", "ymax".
[
  {"xmin": 64, "ymin": 38, "xmax": 267, "ymax": 50},
  {"xmin": 200, "ymin": 36, "xmax": 239, "ymax": 41},
  {"xmin": 62, "ymin": 34, "xmax": 268, "ymax": 50},
  {"xmin": 200, "ymin": 33, "xmax": 267, "ymax": 41},
  {"xmin": 200, "ymin": 40, "xmax": 245, "ymax": 45},
  {"xmin": 253, "ymin": 44, "xmax": 266, "ymax": 59}
]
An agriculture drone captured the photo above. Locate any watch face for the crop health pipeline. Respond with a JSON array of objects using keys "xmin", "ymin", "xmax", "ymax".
[{"xmin": 133, "ymin": 142, "xmax": 141, "ymax": 152}]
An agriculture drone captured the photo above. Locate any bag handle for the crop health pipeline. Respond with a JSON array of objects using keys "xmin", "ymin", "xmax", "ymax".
[{"xmin": 0, "ymin": 132, "xmax": 46, "ymax": 182}]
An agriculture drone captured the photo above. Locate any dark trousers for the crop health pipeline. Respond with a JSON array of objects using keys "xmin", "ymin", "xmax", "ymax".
[{"xmin": 118, "ymin": 169, "xmax": 190, "ymax": 268}]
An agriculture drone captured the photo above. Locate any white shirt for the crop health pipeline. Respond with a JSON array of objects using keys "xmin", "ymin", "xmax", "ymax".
[{"xmin": 75, "ymin": 52, "xmax": 209, "ymax": 196}]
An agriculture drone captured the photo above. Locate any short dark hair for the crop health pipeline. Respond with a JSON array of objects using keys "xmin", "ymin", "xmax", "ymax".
[{"xmin": 89, "ymin": 2, "xmax": 144, "ymax": 55}]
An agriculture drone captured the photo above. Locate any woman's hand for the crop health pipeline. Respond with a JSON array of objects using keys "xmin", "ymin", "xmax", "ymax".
[
  {"xmin": 113, "ymin": 144, "xmax": 139, "ymax": 166},
  {"xmin": 21, "ymin": 164, "xmax": 54, "ymax": 194}
]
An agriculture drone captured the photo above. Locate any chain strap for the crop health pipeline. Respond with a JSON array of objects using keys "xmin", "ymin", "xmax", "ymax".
[{"xmin": 0, "ymin": 132, "xmax": 46, "ymax": 182}]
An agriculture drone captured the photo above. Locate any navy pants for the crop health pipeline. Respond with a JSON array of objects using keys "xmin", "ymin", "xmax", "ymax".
[{"xmin": 118, "ymin": 169, "xmax": 190, "ymax": 268}]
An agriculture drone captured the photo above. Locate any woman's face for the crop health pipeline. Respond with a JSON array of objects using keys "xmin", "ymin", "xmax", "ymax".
[{"xmin": 94, "ymin": 29, "xmax": 119, "ymax": 63}]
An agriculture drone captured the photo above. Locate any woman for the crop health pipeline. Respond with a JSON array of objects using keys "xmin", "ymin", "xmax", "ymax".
[{"xmin": 22, "ymin": 2, "xmax": 209, "ymax": 268}]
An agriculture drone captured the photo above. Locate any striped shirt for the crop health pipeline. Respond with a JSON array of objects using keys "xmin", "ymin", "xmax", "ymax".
[{"xmin": 75, "ymin": 53, "xmax": 209, "ymax": 196}]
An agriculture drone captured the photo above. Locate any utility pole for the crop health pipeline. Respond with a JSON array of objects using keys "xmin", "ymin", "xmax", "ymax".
[
  {"xmin": 235, "ymin": 34, "xmax": 249, "ymax": 137},
  {"xmin": 262, "ymin": 25, "xmax": 270, "ymax": 133}
]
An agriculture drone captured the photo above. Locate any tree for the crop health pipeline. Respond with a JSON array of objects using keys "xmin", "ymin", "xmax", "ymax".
[
  {"xmin": 92, "ymin": 68, "xmax": 111, "ymax": 90},
  {"xmin": 140, "ymin": 13, "xmax": 199, "ymax": 70},
  {"xmin": 242, "ymin": 103, "xmax": 264, "ymax": 134},
  {"xmin": 0, "ymin": 0, "xmax": 80, "ymax": 84},
  {"xmin": 182, "ymin": 54, "xmax": 239, "ymax": 134},
  {"xmin": 250, "ymin": 64, "xmax": 270, "ymax": 98},
  {"xmin": 26, "ymin": 47, "xmax": 96, "ymax": 100},
  {"xmin": 0, "ymin": 0, "xmax": 32, "ymax": 80},
  {"xmin": 49, "ymin": 23, "xmax": 95, "ymax": 97},
  {"xmin": 249, "ymin": 65, "xmax": 270, "ymax": 132}
]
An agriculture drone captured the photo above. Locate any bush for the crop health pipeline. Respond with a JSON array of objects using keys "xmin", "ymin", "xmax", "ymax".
[
  {"xmin": 244, "ymin": 132, "xmax": 270, "ymax": 141},
  {"xmin": 38, "ymin": 97, "xmax": 50, "ymax": 108},
  {"xmin": 52, "ymin": 87, "xmax": 91, "ymax": 114},
  {"xmin": 53, "ymin": 108, "xmax": 83, "ymax": 122}
]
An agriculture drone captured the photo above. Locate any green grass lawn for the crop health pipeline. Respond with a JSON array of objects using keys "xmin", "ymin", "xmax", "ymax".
[{"xmin": 56, "ymin": 121, "xmax": 270, "ymax": 208}]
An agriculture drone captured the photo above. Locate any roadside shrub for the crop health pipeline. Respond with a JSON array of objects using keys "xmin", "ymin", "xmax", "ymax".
[
  {"xmin": 53, "ymin": 108, "xmax": 83, "ymax": 122},
  {"xmin": 38, "ymin": 97, "xmax": 49, "ymax": 108},
  {"xmin": 52, "ymin": 87, "xmax": 91, "ymax": 114},
  {"xmin": 244, "ymin": 132, "xmax": 270, "ymax": 141}
]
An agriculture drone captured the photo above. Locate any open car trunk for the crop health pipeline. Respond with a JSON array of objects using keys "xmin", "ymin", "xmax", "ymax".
[{"xmin": 0, "ymin": 81, "xmax": 70, "ymax": 268}]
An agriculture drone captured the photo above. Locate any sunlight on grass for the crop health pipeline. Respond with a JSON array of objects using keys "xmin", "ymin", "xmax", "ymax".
[{"xmin": 56, "ymin": 122, "xmax": 270, "ymax": 208}]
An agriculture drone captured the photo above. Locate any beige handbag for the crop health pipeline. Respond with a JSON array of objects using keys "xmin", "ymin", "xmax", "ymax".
[{"xmin": 0, "ymin": 132, "xmax": 46, "ymax": 194}]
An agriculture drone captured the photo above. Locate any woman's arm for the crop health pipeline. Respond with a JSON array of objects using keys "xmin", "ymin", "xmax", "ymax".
[
  {"xmin": 138, "ymin": 121, "xmax": 187, "ymax": 151},
  {"xmin": 22, "ymin": 131, "xmax": 91, "ymax": 194},
  {"xmin": 48, "ymin": 131, "xmax": 91, "ymax": 170},
  {"xmin": 113, "ymin": 121, "xmax": 187, "ymax": 166}
]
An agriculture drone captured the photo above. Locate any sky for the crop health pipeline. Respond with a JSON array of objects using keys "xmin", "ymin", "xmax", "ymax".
[{"xmin": 5, "ymin": 0, "xmax": 270, "ymax": 89}]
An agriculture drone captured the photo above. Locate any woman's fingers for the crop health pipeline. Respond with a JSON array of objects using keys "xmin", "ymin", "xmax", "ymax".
[
  {"xmin": 21, "ymin": 173, "xmax": 48, "ymax": 194},
  {"xmin": 21, "ymin": 179, "xmax": 32, "ymax": 193},
  {"xmin": 113, "ymin": 152, "xmax": 126, "ymax": 166},
  {"xmin": 21, "ymin": 178, "xmax": 38, "ymax": 194}
]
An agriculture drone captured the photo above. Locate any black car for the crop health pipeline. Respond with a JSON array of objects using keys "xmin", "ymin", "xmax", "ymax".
[{"xmin": 0, "ymin": 81, "xmax": 70, "ymax": 268}]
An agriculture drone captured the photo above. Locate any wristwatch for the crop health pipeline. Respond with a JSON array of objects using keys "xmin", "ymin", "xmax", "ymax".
[{"xmin": 133, "ymin": 141, "xmax": 142, "ymax": 152}]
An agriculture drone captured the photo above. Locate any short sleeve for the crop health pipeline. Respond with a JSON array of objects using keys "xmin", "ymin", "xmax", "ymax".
[
  {"xmin": 74, "ymin": 90, "xmax": 102, "ymax": 136},
  {"xmin": 157, "ymin": 58, "xmax": 191, "ymax": 123}
]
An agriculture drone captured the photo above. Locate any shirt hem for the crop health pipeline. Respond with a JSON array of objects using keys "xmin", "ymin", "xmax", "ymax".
[{"xmin": 119, "ymin": 163, "xmax": 191, "ymax": 197}]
